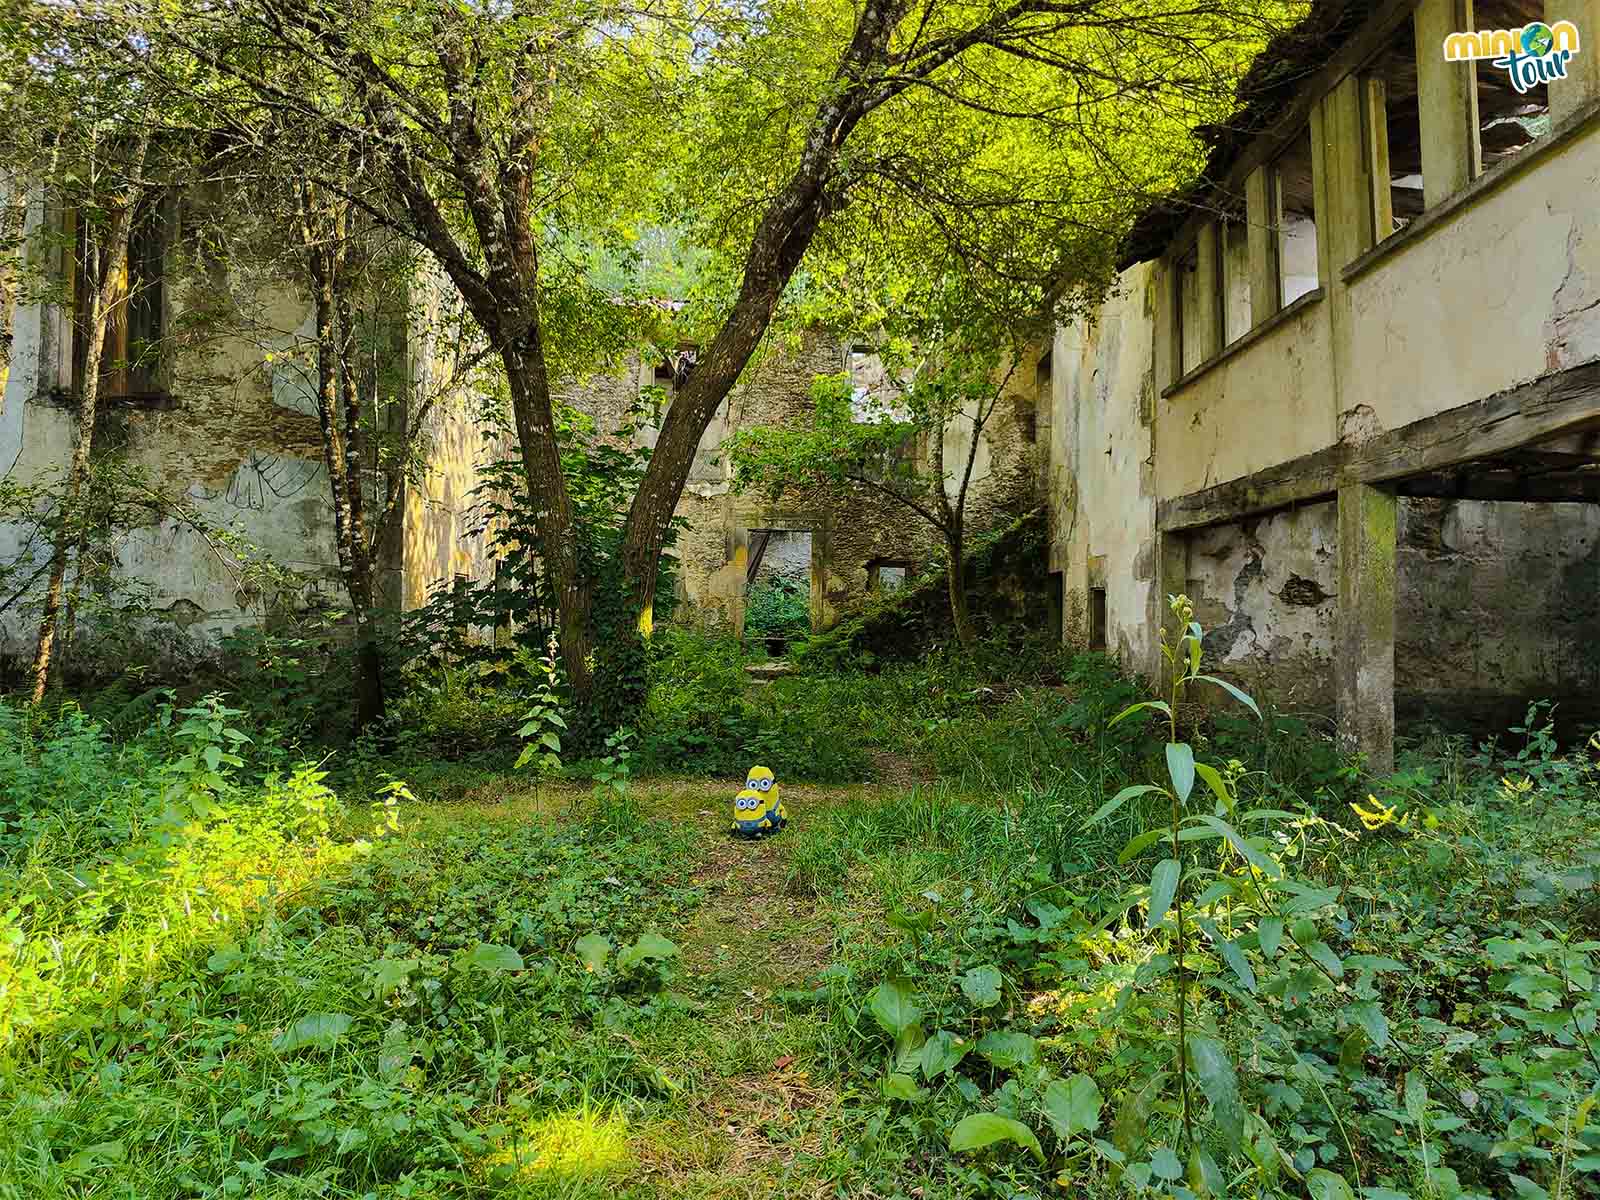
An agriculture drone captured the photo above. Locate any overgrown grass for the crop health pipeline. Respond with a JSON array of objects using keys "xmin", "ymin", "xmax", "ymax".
[
  {"xmin": 0, "ymin": 699, "xmax": 707, "ymax": 1199},
  {"xmin": 771, "ymin": 705, "xmax": 1600, "ymax": 1200},
  {"xmin": 7, "ymin": 641, "xmax": 1599, "ymax": 1200}
]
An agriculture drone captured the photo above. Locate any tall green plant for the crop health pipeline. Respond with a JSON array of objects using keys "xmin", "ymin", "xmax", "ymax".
[
  {"xmin": 1090, "ymin": 594, "xmax": 1267, "ymax": 1171},
  {"xmin": 513, "ymin": 634, "xmax": 567, "ymax": 782}
]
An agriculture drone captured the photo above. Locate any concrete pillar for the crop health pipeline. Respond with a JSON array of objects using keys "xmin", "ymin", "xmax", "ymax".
[
  {"xmin": 1415, "ymin": 0, "xmax": 1481, "ymax": 206},
  {"xmin": 1244, "ymin": 166, "xmax": 1278, "ymax": 321},
  {"xmin": 1335, "ymin": 482, "xmax": 1398, "ymax": 774},
  {"xmin": 1322, "ymin": 74, "xmax": 1379, "ymax": 264},
  {"xmin": 1194, "ymin": 221, "xmax": 1223, "ymax": 362},
  {"xmin": 1548, "ymin": 0, "xmax": 1600, "ymax": 123},
  {"xmin": 1363, "ymin": 76, "xmax": 1395, "ymax": 241},
  {"xmin": 1154, "ymin": 260, "xmax": 1177, "ymax": 391}
]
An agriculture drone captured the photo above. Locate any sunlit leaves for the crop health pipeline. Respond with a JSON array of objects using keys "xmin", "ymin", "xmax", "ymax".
[
  {"xmin": 1165, "ymin": 742, "xmax": 1195, "ymax": 802},
  {"xmin": 272, "ymin": 1012, "xmax": 354, "ymax": 1053},
  {"xmin": 949, "ymin": 1113, "xmax": 1044, "ymax": 1162},
  {"xmin": 959, "ymin": 964, "xmax": 1002, "ymax": 1007},
  {"xmin": 1088, "ymin": 783, "xmax": 1166, "ymax": 827},
  {"xmin": 1187, "ymin": 1034, "xmax": 1244, "ymax": 1152},
  {"xmin": 1147, "ymin": 858, "xmax": 1180, "ymax": 928},
  {"xmin": 1042, "ymin": 1074, "xmax": 1103, "ymax": 1140},
  {"xmin": 463, "ymin": 942, "xmax": 525, "ymax": 971},
  {"xmin": 975, "ymin": 1030, "xmax": 1038, "ymax": 1070}
]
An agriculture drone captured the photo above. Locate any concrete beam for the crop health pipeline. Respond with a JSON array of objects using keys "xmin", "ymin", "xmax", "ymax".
[
  {"xmin": 1336, "ymin": 482, "xmax": 1397, "ymax": 774},
  {"xmin": 1157, "ymin": 359, "xmax": 1600, "ymax": 532},
  {"xmin": 1548, "ymin": 0, "xmax": 1600, "ymax": 123},
  {"xmin": 1414, "ymin": 0, "xmax": 1481, "ymax": 207}
]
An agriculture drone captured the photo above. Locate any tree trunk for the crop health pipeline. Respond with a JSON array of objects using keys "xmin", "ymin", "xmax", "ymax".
[
  {"xmin": 617, "ymin": 0, "xmax": 906, "ymax": 630},
  {"xmin": 29, "ymin": 182, "xmax": 142, "ymax": 704},
  {"xmin": 302, "ymin": 197, "xmax": 389, "ymax": 735},
  {"xmin": 333, "ymin": 287, "xmax": 386, "ymax": 732},
  {"xmin": 945, "ymin": 533, "xmax": 975, "ymax": 648},
  {"xmin": 501, "ymin": 335, "xmax": 595, "ymax": 701}
]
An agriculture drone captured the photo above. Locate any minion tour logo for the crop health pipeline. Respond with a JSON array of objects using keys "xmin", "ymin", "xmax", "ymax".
[{"xmin": 1443, "ymin": 21, "xmax": 1582, "ymax": 94}]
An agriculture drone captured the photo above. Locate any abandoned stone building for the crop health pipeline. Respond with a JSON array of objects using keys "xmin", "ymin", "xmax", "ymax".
[
  {"xmin": 1041, "ymin": 0, "xmax": 1600, "ymax": 768},
  {"xmin": 0, "ymin": 194, "xmax": 503, "ymax": 666},
  {"xmin": 7, "ymin": 0, "xmax": 1595, "ymax": 763},
  {"xmin": 0, "ymin": 177, "xmax": 1036, "ymax": 661},
  {"xmin": 563, "ymin": 335, "xmax": 1036, "ymax": 635}
]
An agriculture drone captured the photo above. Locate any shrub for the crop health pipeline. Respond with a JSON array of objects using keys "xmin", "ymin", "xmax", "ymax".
[{"xmin": 744, "ymin": 575, "xmax": 811, "ymax": 641}]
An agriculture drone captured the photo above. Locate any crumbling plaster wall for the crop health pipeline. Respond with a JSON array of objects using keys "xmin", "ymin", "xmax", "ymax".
[
  {"xmin": 0, "ymin": 191, "xmax": 489, "ymax": 658},
  {"xmin": 1185, "ymin": 505, "xmax": 1338, "ymax": 713},
  {"xmin": 1155, "ymin": 104, "xmax": 1600, "ymax": 505},
  {"xmin": 1394, "ymin": 499, "xmax": 1600, "ymax": 734},
  {"xmin": 942, "ymin": 352, "xmax": 1038, "ymax": 541},
  {"xmin": 400, "ymin": 275, "xmax": 500, "ymax": 610},
  {"xmin": 567, "ymin": 329, "xmax": 1032, "ymax": 634},
  {"xmin": 1049, "ymin": 262, "xmax": 1160, "ymax": 668},
  {"xmin": 1342, "ymin": 121, "xmax": 1600, "ymax": 434},
  {"xmin": 1049, "ymin": 243, "xmax": 1600, "ymax": 737},
  {"xmin": 1181, "ymin": 498, "xmax": 1600, "ymax": 732}
]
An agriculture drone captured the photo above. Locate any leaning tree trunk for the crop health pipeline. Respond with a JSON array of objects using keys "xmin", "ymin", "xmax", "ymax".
[
  {"xmin": 29, "ymin": 182, "xmax": 143, "ymax": 704},
  {"xmin": 615, "ymin": 0, "xmax": 906, "ymax": 650}
]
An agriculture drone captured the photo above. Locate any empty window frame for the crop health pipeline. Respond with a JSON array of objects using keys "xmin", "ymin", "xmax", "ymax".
[
  {"xmin": 1046, "ymin": 570, "xmax": 1064, "ymax": 640},
  {"xmin": 848, "ymin": 344, "xmax": 882, "ymax": 422},
  {"xmin": 1364, "ymin": 22, "xmax": 1426, "ymax": 240},
  {"xmin": 1272, "ymin": 128, "xmax": 1320, "ymax": 306},
  {"xmin": 1475, "ymin": 2, "xmax": 1560, "ymax": 172},
  {"xmin": 869, "ymin": 559, "xmax": 911, "ymax": 592},
  {"xmin": 1088, "ymin": 587, "xmax": 1108, "ymax": 652},
  {"xmin": 73, "ymin": 199, "xmax": 168, "ymax": 404}
]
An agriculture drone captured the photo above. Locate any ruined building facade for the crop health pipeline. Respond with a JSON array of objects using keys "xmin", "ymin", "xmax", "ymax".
[
  {"xmin": 566, "ymin": 334, "xmax": 1038, "ymax": 636},
  {"xmin": 0, "ymin": 175, "xmax": 1037, "ymax": 663},
  {"xmin": 1042, "ymin": 0, "xmax": 1600, "ymax": 767},
  {"xmin": 0, "ymin": 186, "xmax": 501, "ymax": 664}
]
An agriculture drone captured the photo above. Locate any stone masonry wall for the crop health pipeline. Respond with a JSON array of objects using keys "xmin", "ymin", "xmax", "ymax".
[{"xmin": 567, "ymin": 330, "xmax": 1037, "ymax": 634}]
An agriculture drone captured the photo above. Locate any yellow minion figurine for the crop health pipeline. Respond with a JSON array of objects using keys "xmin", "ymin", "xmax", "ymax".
[{"xmin": 731, "ymin": 765, "xmax": 785, "ymax": 838}]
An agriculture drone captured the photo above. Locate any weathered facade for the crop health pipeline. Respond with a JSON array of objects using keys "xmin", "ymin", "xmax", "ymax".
[
  {"xmin": 0, "ymin": 186, "xmax": 498, "ymax": 665},
  {"xmin": 0, "ymin": 157, "xmax": 1036, "ymax": 670},
  {"xmin": 1046, "ymin": 0, "xmax": 1600, "ymax": 767},
  {"xmin": 564, "ymin": 331, "xmax": 1039, "ymax": 635}
]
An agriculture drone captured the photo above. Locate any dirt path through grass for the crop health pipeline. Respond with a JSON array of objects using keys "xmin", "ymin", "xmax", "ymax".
[
  {"xmin": 628, "ymin": 783, "xmax": 864, "ymax": 1199},
  {"xmin": 430, "ymin": 777, "xmax": 875, "ymax": 1197}
]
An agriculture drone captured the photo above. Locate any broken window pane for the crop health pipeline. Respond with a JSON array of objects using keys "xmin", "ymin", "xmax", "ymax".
[{"xmin": 1273, "ymin": 127, "xmax": 1320, "ymax": 306}]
